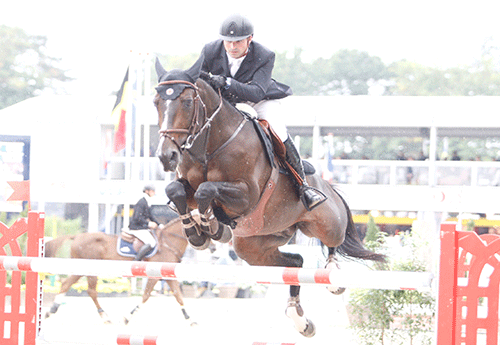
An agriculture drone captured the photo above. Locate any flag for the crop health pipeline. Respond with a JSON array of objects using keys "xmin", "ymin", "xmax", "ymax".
[
  {"xmin": 7, "ymin": 180, "xmax": 30, "ymax": 210},
  {"xmin": 111, "ymin": 68, "xmax": 129, "ymax": 153}
]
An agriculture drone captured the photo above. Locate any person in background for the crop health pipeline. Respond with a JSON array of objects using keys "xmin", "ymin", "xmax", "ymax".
[
  {"xmin": 129, "ymin": 185, "xmax": 160, "ymax": 261},
  {"xmin": 451, "ymin": 150, "xmax": 461, "ymax": 161}
]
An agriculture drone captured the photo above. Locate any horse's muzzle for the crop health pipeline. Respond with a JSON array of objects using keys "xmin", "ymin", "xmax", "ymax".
[{"xmin": 158, "ymin": 149, "xmax": 179, "ymax": 172}]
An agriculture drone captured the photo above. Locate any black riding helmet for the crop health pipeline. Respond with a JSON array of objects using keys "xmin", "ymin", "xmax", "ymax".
[{"xmin": 219, "ymin": 14, "xmax": 254, "ymax": 41}]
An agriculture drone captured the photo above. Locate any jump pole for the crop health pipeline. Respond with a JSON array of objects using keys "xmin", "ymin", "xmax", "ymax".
[
  {"xmin": 0, "ymin": 256, "xmax": 434, "ymax": 291},
  {"xmin": 116, "ymin": 336, "xmax": 295, "ymax": 345}
]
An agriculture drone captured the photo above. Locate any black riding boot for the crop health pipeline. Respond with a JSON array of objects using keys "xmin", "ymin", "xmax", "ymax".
[
  {"xmin": 284, "ymin": 137, "xmax": 327, "ymax": 211},
  {"xmin": 134, "ymin": 244, "xmax": 152, "ymax": 261}
]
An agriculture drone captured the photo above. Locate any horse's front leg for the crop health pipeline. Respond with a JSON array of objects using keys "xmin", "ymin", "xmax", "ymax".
[
  {"xmin": 232, "ymin": 235, "xmax": 316, "ymax": 338},
  {"xmin": 87, "ymin": 276, "xmax": 111, "ymax": 324},
  {"xmin": 194, "ymin": 181, "xmax": 250, "ymax": 243},
  {"xmin": 166, "ymin": 180, "xmax": 210, "ymax": 250}
]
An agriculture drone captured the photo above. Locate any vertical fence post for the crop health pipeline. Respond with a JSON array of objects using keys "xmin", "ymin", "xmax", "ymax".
[
  {"xmin": 25, "ymin": 212, "xmax": 45, "ymax": 344},
  {"xmin": 436, "ymin": 222, "xmax": 458, "ymax": 345},
  {"xmin": 0, "ymin": 212, "xmax": 44, "ymax": 345}
]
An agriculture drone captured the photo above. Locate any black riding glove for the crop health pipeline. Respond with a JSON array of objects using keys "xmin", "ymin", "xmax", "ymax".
[{"xmin": 209, "ymin": 75, "xmax": 228, "ymax": 89}]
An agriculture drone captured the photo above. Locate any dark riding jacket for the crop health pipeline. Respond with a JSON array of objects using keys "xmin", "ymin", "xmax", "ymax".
[
  {"xmin": 199, "ymin": 40, "xmax": 292, "ymax": 104},
  {"xmin": 129, "ymin": 196, "xmax": 158, "ymax": 230}
]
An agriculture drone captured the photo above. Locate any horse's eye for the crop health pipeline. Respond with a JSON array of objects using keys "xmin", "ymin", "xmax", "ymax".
[{"xmin": 182, "ymin": 99, "xmax": 193, "ymax": 108}]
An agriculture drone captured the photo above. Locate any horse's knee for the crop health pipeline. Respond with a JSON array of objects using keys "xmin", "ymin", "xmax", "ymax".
[
  {"xmin": 194, "ymin": 182, "xmax": 218, "ymax": 213},
  {"xmin": 166, "ymin": 181, "xmax": 187, "ymax": 201}
]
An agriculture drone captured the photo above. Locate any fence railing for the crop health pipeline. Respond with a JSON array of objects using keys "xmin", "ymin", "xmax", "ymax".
[{"xmin": 319, "ymin": 159, "xmax": 500, "ymax": 187}]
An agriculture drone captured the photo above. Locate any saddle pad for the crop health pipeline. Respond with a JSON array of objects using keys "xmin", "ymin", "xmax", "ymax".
[{"xmin": 116, "ymin": 235, "xmax": 159, "ymax": 259}]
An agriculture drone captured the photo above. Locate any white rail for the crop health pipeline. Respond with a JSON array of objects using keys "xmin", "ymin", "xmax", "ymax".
[{"xmin": 0, "ymin": 256, "xmax": 433, "ymax": 291}]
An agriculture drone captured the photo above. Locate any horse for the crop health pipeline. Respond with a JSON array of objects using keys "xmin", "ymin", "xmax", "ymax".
[
  {"xmin": 153, "ymin": 58, "xmax": 385, "ymax": 337},
  {"xmin": 44, "ymin": 216, "xmax": 194, "ymax": 325}
]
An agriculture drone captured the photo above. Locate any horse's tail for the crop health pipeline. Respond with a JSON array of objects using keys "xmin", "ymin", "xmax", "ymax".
[
  {"xmin": 45, "ymin": 235, "xmax": 76, "ymax": 258},
  {"xmin": 333, "ymin": 188, "xmax": 386, "ymax": 263}
]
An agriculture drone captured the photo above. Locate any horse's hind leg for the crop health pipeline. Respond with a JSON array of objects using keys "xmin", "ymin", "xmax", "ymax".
[
  {"xmin": 45, "ymin": 274, "xmax": 82, "ymax": 318},
  {"xmin": 283, "ymin": 254, "xmax": 316, "ymax": 338},
  {"xmin": 325, "ymin": 247, "xmax": 346, "ymax": 295},
  {"xmin": 86, "ymin": 276, "xmax": 111, "ymax": 323},
  {"xmin": 233, "ymin": 236, "xmax": 316, "ymax": 338}
]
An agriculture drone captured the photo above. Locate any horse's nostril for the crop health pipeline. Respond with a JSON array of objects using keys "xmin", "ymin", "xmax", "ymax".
[{"xmin": 171, "ymin": 151, "xmax": 178, "ymax": 162}]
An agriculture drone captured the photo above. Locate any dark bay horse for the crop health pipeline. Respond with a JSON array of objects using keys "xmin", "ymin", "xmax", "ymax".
[
  {"xmin": 154, "ymin": 58, "xmax": 385, "ymax": 337},
  {"xmin": 44, "ymin": 217, "xmax": 193, "ymax": 325}
]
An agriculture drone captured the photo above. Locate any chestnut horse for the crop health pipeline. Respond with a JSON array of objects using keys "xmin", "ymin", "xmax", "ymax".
[
  {"xmin": 44, "ymin": 217, "xmax": 193, "ymax": 325},
  {"xmin": 154, "ymin": 58, "xmax": 385, "ymax": 337}
]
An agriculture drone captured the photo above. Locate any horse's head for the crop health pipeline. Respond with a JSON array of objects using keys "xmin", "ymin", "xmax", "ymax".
[{"xmin": 154, "ymin": 57, "xmax": 204, "ymax": 172}]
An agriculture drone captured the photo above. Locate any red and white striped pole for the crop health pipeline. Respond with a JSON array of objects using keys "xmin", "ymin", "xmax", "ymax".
[
  {"xmin": 0, "ymin": 256, "xmax": 433, "ymax": 291},
  {"xmin": 116, "ymin": 336, "xmax": 295, "ymax": 345}
]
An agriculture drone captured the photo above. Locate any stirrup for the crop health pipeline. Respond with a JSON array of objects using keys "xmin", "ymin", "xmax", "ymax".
[{"xmin": 300, "ymin": 186, "xmax": 327, "ymax": 211}]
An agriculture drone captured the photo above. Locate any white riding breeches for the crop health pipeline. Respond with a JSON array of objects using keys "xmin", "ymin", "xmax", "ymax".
[
  {"xmin": 245, "ymin": 99, "xmax": 289, "ymax": 142},
  {"xmin": 128, "ymin": 229, "xmax": 156, "ymax": 247}
]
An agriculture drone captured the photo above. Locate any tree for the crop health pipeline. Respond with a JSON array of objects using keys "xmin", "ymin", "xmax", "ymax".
[
  {"xmin": 273, "ymin": 48, "xmax": 316, "ymax": 95},
  {"xmin": 274, "ymin": 49, "xmax": 392, "ymax": 96},
  {"xmin": 387, "ymin": 55, "xmax": 500, "ymax": 96},
  {"xmin": 0, "ymin": 25, "xmax": 70, "ymax": 109}
]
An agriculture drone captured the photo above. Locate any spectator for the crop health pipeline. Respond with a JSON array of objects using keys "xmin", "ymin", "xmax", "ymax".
[
  {"xmin": 396, "ymin": 151, "xmax": 406, "ymax": 160},
  {"xmin": 417, "ymin": 150, "xmax": 427, "ymax": 161},
  {"xmin": 451, "ymin": 150, "xmax": 461, "ymax": 161}
]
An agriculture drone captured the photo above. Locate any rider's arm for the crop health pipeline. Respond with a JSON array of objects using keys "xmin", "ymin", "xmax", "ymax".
[{"xmin": 224, "ymin": 53, "xmax": 274, "ymax": 103}]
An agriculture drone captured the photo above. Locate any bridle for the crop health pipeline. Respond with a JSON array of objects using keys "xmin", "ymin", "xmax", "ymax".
[
  {"xmin": 156, "ymin": 78, "xmax": 248, "ymax": 176},
  {"xmin": 157, "ymin": 80, "xmax": 223, "ymax": 153}
]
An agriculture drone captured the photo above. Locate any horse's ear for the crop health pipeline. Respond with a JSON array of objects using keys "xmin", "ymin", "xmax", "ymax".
[
  {"xmin": 185, "ymin": 55, "xmax": 203, "ymax": 81},
  {"xmin": 155, "ymin": 57, "xmax": 167, "ymax": 81}
]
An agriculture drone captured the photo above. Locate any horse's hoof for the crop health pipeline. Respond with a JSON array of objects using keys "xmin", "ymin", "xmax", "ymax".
[
  {"xmin": 210, "ymin": 225, "xmax": 232, "ymax": 243},
  {"xmin": 300, "ymin": 319, "xmax": 316, "ymax": 338},
  {"xmin": 123, "ymin": 317, "xmax": 130, "ymax": 325},
  {"xmin": 188, "ymin": 234, "xmax": 211, "ymax": 250},
  {"xmin": 326, "ymin": 255, "xmax": 346, "ymax": 295}
]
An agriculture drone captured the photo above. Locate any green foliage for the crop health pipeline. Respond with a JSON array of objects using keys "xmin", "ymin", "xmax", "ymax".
[
  {"xmin": 150, "ymin": 53, "xmax": 199, "ymax": 88},
  {"xmin": 466, "ymin": 219, "xmax": 475, "ymax": 232},
  {"xmin": 0, "ymin": 25, "xmax": 71, "ymax": 109},
  {"xmin": 44, "ymin": 215, "xmax": 82, "ymax": 237},
  {"xmin": 274, "ymin": 49, "xmax": 391, "ymax": 96},
  {"xmin": 348, "ymin": 218, "xmax": 435, "ymax": 344}
]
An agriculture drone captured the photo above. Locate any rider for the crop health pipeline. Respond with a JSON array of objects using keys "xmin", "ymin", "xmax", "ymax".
[
  {"xmin": 129, "ymin": 185, "xmax": 160, "ymax": 260},
  {"xmin": 198, "ymin": 14, "xmax": 326, "ymax": 211}
]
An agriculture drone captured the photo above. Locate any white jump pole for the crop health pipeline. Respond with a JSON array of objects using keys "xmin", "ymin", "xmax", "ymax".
[{"xmin": 0, "ymin": 256, "xmax": 433, "ymax": 291}]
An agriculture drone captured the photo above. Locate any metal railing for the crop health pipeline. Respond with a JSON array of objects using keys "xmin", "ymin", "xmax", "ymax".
[{"xmin": 318, "ymin": 159, "xmax": 500, "ymax": 187}]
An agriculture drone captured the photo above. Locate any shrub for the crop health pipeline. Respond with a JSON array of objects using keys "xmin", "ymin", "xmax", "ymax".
[{"xmin": 348, "ymin": 216, "xmax": 435, "ymax": 344}]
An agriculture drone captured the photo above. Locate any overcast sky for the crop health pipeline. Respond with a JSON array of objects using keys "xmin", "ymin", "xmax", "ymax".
[{"xmin": 2, "ymin": 0, "xmax": 499, "ymax": 96}]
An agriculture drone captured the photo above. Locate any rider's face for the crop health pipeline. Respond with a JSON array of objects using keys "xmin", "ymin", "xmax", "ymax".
[{"xmin": 223, "ymin": 36, "xmax": 252, "ymax": 59}]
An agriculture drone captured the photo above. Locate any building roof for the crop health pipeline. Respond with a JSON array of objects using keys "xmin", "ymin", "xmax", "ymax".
[{"xmin": 281, "ymin": 95, "xmax": 500, "ymax": 137}]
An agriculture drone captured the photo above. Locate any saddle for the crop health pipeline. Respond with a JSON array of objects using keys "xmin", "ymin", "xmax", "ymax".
[
  {"xmin": 117, "ymin": 230, "xmax": 159, "ymax": 259},
  {"xmin": 240, "ymin": 109, "xmax": 316, "ymax": 176}
]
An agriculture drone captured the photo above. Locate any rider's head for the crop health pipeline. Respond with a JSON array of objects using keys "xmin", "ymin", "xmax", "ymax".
[
  {"xmin": 220, "ymin": 14, "xmax": 253, "ymax": 59},
  {"xmin": 143, "ymin": 185, "xmax": 156, "ymax": 196}
]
